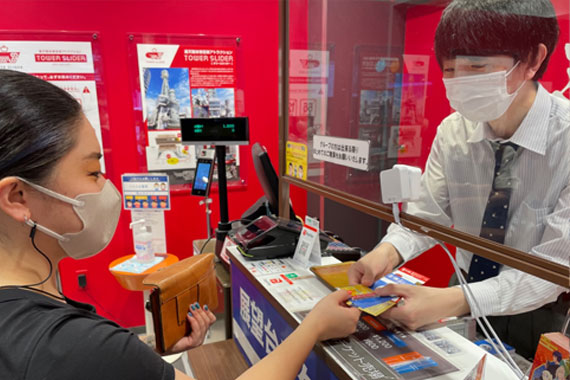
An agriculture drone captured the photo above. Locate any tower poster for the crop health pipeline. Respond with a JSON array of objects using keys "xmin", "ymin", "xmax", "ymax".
[
  {"xmin": 136, "ymin": 44, "xmax": 240, "ymax": 182},
  {"xmin": 0, "ymin": 40, "xmax": 105, "ymax": 170}
]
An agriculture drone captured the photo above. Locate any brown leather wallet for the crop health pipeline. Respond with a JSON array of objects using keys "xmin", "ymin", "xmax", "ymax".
[{"xmin": 142, "ymin": 253, "xmax": 219, "ymax": 354}]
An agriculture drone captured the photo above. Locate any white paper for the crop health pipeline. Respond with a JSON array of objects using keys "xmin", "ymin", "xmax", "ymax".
[
  {"xmin": 292, "ymin": 215, "xmax": 322, "ymax": 267},
  {"xmin": 313, "ymin": 135, "xmax": 371, "ymax": 171},
  {"xmin": 305, "ymin": 216, "xmax": 322, "ymax": 265}
]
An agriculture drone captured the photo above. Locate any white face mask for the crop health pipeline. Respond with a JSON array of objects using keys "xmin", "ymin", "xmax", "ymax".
[
  {"xmin": 19, "ymin": 177, "xmax": 122, "ymax": 260},
  {"xmin": 443, "ymin": 62, "xmax": 524, "ymax": 122}
]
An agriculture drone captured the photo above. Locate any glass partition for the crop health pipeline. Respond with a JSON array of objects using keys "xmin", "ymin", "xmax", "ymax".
[{"xmin": 284, "ymin": 0, "xmax": 570, "ymax": 285}]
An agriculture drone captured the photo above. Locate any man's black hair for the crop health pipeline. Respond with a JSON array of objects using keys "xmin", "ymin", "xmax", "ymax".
[{"xmin": 434, "ymin": 0, "xmax": 560, "ymax": 80}]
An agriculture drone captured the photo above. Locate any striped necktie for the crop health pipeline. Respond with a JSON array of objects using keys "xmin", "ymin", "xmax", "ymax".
[{"xmin": 467, "ymin": 141, "xmax": 520, "ymax": 282}]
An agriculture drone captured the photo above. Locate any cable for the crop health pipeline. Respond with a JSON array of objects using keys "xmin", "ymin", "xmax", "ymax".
[
  {"xmin": 435, "ymin": 240, "xmax": 524, "ymax": 378},
  {"xmin": 79, "ymin": 289, "xmax": 125, "ymax": 325},
  {"xmin": 199, "ymin": 236, "xmax": 214, "ymax": 255},
  {"xmin": 0, "ymin": 224, "xmax": 65, "ymax": 301},
  {"xmin": 199, "ymin": 218, "xmax": 250, "ymax": 255},
  {"xmin": 391, "ymin": 204, "xmax": 524, "ymax": 379},
  {"xmin": 392, "ymin": 203, "xmax": 401, "ymax": 225},
  {"xmin": 26, "ymin": 224, "xmax": 53, "ymax": 288}
]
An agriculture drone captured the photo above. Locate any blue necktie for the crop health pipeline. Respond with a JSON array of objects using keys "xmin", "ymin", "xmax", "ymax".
[{"xmin": 468, "ymin": 142, "xmax": 519, "ymax": 282}]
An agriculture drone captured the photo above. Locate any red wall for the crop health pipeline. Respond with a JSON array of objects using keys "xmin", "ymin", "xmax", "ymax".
[
  {"xmin": 1, "ymin": 0, "xmax": 567, "ymax": 325},
  {"xmin": 0, "ymin": 0, "xmax": 309, "ymax": 327}
]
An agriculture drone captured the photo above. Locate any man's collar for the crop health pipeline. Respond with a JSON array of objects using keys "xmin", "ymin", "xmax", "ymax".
[{"xmin": 466, "ymin": 84, "xmax": 551, "ymax": 155}]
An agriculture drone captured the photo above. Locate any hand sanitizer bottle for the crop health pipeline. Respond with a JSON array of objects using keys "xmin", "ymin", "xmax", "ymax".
[{"xmin": 130, "ymin": 220, "xmax": 154, "ymax": 263}]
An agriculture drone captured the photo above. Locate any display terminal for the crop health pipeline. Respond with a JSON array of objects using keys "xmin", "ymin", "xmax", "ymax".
[
  {"xmin": 191, "ymin": 157, "xmax": 215, "ymax": 196},
  {"xmin": 180, "ymin": 117, "xmax": 249, "ymax": 146},
  {"xmin": 251, "ymin": 142, "xmax": 297, "ymax": 220}
]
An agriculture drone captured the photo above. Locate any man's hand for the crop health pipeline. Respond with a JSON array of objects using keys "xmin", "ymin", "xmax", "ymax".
[
  {"xmin": 375, "ymin": 284, "xmax": 470, "ymax": 330},
  {"xmin": 348, "ymin": 243, "xmax": 402, "ymax": 286},
  {"xmin": 167, "ymin": 303, "xmax": 217, "ymax": 354}
]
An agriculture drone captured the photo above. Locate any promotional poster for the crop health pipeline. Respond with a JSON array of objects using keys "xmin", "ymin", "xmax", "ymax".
[
  {"xmin": 136, "ymin": 44, "xmax": 240, "ymax": 182},
  {"xmin": 289, "ymin": 49, "xmax": 330, "ymax": 180},
  {"xmin": 0, "ymin": 40, "xmax": 105, "ymax": 169}
]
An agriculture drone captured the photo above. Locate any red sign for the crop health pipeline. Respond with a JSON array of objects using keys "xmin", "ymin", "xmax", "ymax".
[
  {"xmin": 300, "ymin": 58, "xmax": 320, "ymax": 69},
  {"xmin": 145, "ymin": 50, "xmax": 164, "ymax": 60},
  {"xmin": 34, "ymin": 54, "xmax": 87, "ymax": 63},
  {"xmin": 0, "ymin": 46, "xmax": 20, "ymax": 64}
]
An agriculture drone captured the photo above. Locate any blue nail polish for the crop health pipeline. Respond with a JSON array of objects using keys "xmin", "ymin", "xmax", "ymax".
[
  {"xmin": 188, "ymin": 311, "xmax": 193, "ymax": 317},
  {"xmin": 190, "ymin": 304, "xmax": 196, "ymax": 311},
  {"xmin": 204, "ymin": 305, "xmax": 209, "ymax": 311},
  {"xmin": 195, "ymin": 302, "xmax": 200, "ymax": 309}
]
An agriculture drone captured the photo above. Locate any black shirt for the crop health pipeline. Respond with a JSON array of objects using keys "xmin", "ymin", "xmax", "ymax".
[{"xmin": 0, "ymin": 288, "xmax": 174, "ymax": 380}]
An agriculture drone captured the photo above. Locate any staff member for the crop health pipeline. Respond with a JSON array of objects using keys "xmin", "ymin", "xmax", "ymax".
[
  {"xmin": 0, "ymin": 69, "xmax": 360, "ymax": 380},
  {"xmin": 349, "ymin": 0, "xmax": 569, "ymax": 359}
]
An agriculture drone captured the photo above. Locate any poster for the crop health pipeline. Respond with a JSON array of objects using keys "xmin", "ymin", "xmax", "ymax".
[
  {"xmin": 401, "ymin": 54, "xmax": 429, "ymax": 125},
  {"xmin": 386, "ymin": 55, "xmax": 430, "ymax": 159},
  {"xmin": 288, "ymin": 49, "xmax": 329, "ymax": 171},
  {"xmin": 352, "ymin": 46, "xmax": 402, "ymax": 174},
  {"xmin": 136, "ymin": 44, "xmax": 240, "ymax": 183},
  {"xmin": 285, "ymin": 141, "xmax": 308, "ymax": 180},
  {"xmin": 121, "ymin": 173, "xmax": 170, "ymax": 210},
  {"xmin": 0, "ymin": 40, "xmax": 106, "ymax": 170},
  {"xmin": 388, "ymin": 125, "xmax": 422, "ymax": 159}
]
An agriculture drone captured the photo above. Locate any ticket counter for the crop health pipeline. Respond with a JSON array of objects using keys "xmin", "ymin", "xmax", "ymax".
[{"xmin": 228, "ymin": 246, "xmax": 521, "ymax": 380}]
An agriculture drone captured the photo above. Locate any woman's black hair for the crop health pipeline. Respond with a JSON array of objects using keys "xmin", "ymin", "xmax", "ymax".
[
  {"xmin": 0, "ymin": 70, "xmax": 82, "ymax": 184},
  {"xmin": 434, "ymin": 0, "xmax": 560, "ymax": 80}
]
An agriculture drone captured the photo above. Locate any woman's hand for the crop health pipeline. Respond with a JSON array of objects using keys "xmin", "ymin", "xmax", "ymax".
[
  {"xmin": 167, "ymin": 303, "xmax": 217, "ymax": 354},
  {"xmin": 302, "ymin": 290, "xmax": 361, "ymax": 341},
  {"xmin": 374, "ymin": 284, "xmax": 470, "ymax": 330}
]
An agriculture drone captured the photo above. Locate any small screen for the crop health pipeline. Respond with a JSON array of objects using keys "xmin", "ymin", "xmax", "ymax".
[
  {"xmin": 193, "ymin": 162, "xmax": 211, "ymax": 191},
  {"xmin": 180, "ymin": 117, "xmax": 249, "ymax": 145}
]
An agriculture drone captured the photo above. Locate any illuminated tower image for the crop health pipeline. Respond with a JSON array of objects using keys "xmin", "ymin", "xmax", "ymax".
[{"xmin": 148, "ymin": 69, "xmax": 182, "ymax": 129}]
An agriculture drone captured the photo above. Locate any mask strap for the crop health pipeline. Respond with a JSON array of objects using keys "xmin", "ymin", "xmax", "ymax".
[
  {"xmin": 24, "ymin": 217, "xmax": 69, "ymax": 242},
  {"xmin": 505, "ymin": 60, "xmax": 520, "ymax": 77},
  {"xmin": 17, "ymin": 177, "xmax": 84, "ymax": 207},
  {"xmin": 505, "ymin": 61, "xmax": 526, "ymax": 96}
]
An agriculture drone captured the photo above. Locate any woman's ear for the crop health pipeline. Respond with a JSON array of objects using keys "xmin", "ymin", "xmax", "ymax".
[
  {"xmin": 525, "ymin": 43, "xmax": 548, "ymax": 80},
  {"xmin": 0, "ymin": 177, "xmax": 31, "ymax": 223}
]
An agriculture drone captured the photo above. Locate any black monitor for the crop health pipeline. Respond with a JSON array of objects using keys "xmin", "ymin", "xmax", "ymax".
[
  {"xmin": 180, "ymin": 117, "xmax": 249, "ymax": 146},
  {"xmin": 251, "ymin": 142, "xmax": 296, "ymax": 220}
]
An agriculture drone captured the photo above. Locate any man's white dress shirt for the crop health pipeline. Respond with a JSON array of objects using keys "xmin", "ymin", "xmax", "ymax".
[{"xmin": 382, "ymin": 84, "xmax": 570, "ymax": 317}]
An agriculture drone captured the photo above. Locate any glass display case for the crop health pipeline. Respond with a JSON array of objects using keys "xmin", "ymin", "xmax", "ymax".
[{"xmin": 279, "ymin": 0, "xmax": 570, "ymax": 286}]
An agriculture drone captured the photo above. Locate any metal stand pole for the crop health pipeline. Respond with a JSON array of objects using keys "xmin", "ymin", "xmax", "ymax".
[{"xmin": 214, "ymin": 145, "xmax": 232, "ymax": 257}]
